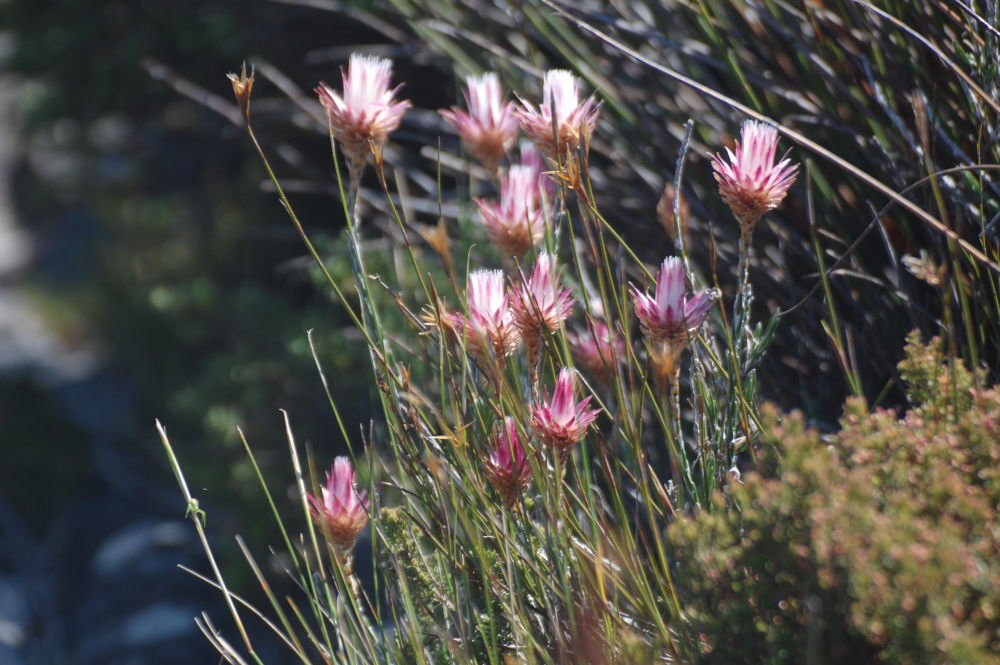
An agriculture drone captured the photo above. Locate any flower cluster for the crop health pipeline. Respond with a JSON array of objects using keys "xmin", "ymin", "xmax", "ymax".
[
  {"xmin": 316, "ymin": 54, "xmax": 411, "ymax": 176},
  {"xmin": 482, "ymin": 417, "xmax": 532, "ymax": 508},
  {"xmin": 632, "ymin": 256, "xmax": 717, "ymax": 351},
  {"xmin": 445, "ymin": 253, "xmax": 577, "ymax": 368},
  {"xmin": 710, "ymin": 120, "xmax": 798, "ymax": 230},
  {"xmin": 202, "ymin": 49, "xmax": 830, "ymax": 665},
  {"xmin": 518, "ymin": 70, "xmax": 600, "ymax": 160},
  {"xmin": 567, "ymin": 320, "xmax": 623, "ymax": 384},
  {"xmin": 529, "ymin": 368, "xmax": 601, "ymax": 452},
  {"xmin": 440, "ymin": 73, "xmax": 520, "ymax": 173},
  {"xmin": 448, "ymin": 269, "xmax": 522, "ymax": 365},
  {"xmin": 438, "ymin": 71, "xmax": 599, "ymax": 258},
  {"xmin": 510, "ymin": 253, "xmax": 575, "ymax": 337},
  {"xmin": 307, "ymin": 457, "xmax": 370, "ymax": 552},
  {"xmin": 475, "ymin": 165, "xmax": 548, "ymax": 259}
]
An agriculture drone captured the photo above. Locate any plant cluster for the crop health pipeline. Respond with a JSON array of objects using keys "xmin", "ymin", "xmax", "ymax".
[
  {"xmin": 162, "ymin": 45, "xmax": 799, "ymax": 664},
  {"xmin": 154, "ymin": 2, "xmax": 1000, "ymax": 664}
]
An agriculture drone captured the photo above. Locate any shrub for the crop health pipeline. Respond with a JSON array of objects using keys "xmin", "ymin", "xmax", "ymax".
[{"xmin": 667, "ymin": 333, "xmax": 1000, "ymax": 664}]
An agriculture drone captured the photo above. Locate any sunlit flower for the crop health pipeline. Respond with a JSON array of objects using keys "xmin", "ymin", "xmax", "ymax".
[
  {"xmin": 449, "ymin": 270, "xmax": 521, "ymax": 363},
  {"xmin": 475, "ymin": 165, "xmax": 546, "ymax": 258},
  {"xmin": 710, "ymin": 120, "xmax": 798, "ymax": 229},
  {"xmin": 510, "ymin": 253, "xmax": 575, "ymax": 335},
  {"xmin": 518, "ymin": 70, "xmax": 600, "ymax": 159},
  {"xmin": 308, "ymin": 457, "xmax": 370, "ymax": 551},
  {"xmin": 510, "ymin": 253, "xmax": 574, "ymax": 377},
  {"xmin": 316, "ymin": 54, "xmax": 411, "ymax": 174},
  {"xmin": 567, "ymin": 320, "xmax": 623, "ymax": 383},
  {"xmin": 632, "ymin": 256, "xmax": 717, "ymax": 348},
  {"xmin": 482, "ymin": 417, "xmax": 532, "ymax": 508},
  {"xmin": 529, "ymin": 368, "xmax": 600, "ymax": 451},
  {"xmin": 440, "ymin": 73, "xmax": 520, "ymax": 172}
]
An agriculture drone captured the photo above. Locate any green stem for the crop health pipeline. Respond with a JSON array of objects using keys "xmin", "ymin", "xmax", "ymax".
[
  {"xmin": 734, "ymin": 220, "xmax": 754, "ymax": 361},
  {"xmin": 157, "ymin": 421, "xmax": 264, "ymax": 665}
]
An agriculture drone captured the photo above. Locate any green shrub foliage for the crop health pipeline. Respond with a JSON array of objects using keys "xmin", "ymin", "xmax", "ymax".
[{"xmin": 667, "ymin": 332, "xmax": 1000, "ymax": 664}]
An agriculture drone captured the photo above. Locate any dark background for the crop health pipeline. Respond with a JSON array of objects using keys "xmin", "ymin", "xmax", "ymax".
[{"xmin": 0, "ymin": 2, "xmax": 415, "ymax": 662}]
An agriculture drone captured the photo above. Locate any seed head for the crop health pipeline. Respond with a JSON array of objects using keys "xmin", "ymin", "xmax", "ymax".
[{"xmin": 227, "ymin": 62, "xmax": 254, "ymax": 124}]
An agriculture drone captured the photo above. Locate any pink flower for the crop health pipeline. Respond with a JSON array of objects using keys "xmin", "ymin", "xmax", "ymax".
[
  {"xmin": 529, "ymin": 368, "xmax": 600, "ymax": 451},
  {"xmin": 482, "ymin": 417, "xmax": 532, "ymax": 507},
  {"xmin": 520, "ymin": 141, "xmax": 557, "ymax": 202},
  {"xmin": 710, "ymin": 120, "xmax": 798, "ymax": 228},
  {"xmin": 518, "ymin": 70, "xmax": 600, "ymax": 159},
  {"xmin": 632, "ymin": 257, "xmax": 717, "ymax": 348},
  {"xmin": 510, "ymin": 253, "xmax": 575, "ymax": 335},
  {"xmin": 567, "ymin": 320, "xmax": 623, "ymax": 382},
  {"xmin": 440, "ymin": 73, "xmax": 520, "ymax": 172},
  {"xmin": 316, "ymin": 54, "xmax": 411, "ymax": 174},
  {"xmin": 475, "ymin": 165, "xmax": 546, "ymax": 258},
  {"xmin": 308, "ymin": 457, "xmax": 370, "ymax": 550},
  {"xmin": 449, "ymin": 270, "xmax": 521, "ymax": 363}
]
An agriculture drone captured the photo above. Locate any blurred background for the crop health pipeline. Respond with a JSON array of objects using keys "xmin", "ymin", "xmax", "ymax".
[
  {"xmin": 0, "ymin": 2, "xmax": 412, "ymax": 662},
  {"xmin": 2, "ymin": 0, "xmax": 996, "ymax": 662}
]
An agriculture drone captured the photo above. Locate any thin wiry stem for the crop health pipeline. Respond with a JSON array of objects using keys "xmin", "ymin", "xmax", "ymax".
[
  {"xmin": 734, "ymin": 220, "xmax": 755, "ymax": 361},
  {"xmin": 157, "ymin": 421, "xmax": 264, "ymax": 665}
]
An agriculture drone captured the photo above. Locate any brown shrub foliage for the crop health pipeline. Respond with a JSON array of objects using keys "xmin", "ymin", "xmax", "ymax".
[{"xmin": 667, "ymin": 332, "xmax": 1000, "ymax": 665}]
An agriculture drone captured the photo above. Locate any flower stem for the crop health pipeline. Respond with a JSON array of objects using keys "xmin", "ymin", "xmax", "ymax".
[{"xmin": 734, "ymin": 219, "xmax": 755, "ymax": 360}]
